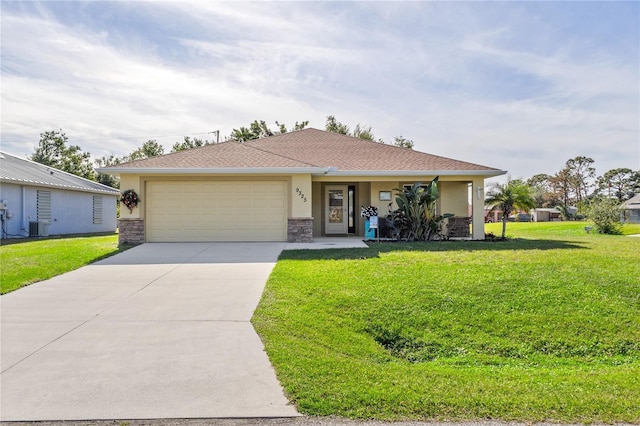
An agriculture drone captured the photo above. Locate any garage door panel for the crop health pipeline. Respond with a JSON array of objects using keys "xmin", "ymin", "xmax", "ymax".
[
  {"xmin": 268, "ymin": 198, "xmax": 286, "ymax": 208},
  {"xmin": 218, "ymin": 183, "xmax": 235, "ymax": 194},
  {"xmin": 235, "ymin": 199, "xmax": 252, "ymax": 209},
  {"xmin": 147, "ymin": 181, "xmax": 287, "ymax": 242},
  {"xmin": 218, "ymin": 199, "xmax": 236, "ymax": 209}
]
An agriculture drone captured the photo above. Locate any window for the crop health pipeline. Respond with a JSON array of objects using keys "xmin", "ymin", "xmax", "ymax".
[
  {"xmin": 37, "ymin": 190, "xmax": 52, "ymax": 222},
  {"xmin": 348, "ymin": 186, "xmax": 356, "ymax": 233},
  {"xmin": 93, "ymin": 196, "xmax": 103, "ymax": 224},
  {"xmin": 402, "ymin": 182, "xmax": 431, "ymax": 191}
]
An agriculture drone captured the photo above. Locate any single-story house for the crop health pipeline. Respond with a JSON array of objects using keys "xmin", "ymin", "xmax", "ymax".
[
  {"xmin": 99, "ymin": 128, "xmax": 505, "ymax": 244},
  {"xmin": 532, "ymin": 208, "xmax": 563, "ymax": 222},
  {"xmin": 0, "ymin": 152, "xmax": 119, "ymax": 239},
  {"xmin": 484, "ymin": 209, "xmax": 502, "ymax": 223},
  {"xmin": 484, "ymin": 208, "xmax": 530, "ymax": 223},
  {"xmin": 621, "ymin": 194, "xmax": 640, "ymax": 223}
]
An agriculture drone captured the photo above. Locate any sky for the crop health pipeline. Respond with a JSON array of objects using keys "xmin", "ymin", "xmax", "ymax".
[{"xmin": 1, "ymin": 1, "xmax": 639, "ymax": 183}]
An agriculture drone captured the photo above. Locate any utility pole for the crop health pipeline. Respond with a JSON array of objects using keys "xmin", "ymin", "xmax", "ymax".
[{"xmin": 209, "ymin": 130, "xmax": 220, "ymax": 144}]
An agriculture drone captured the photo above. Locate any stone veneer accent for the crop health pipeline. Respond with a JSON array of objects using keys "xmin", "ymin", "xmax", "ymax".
[
  {"xmin": 288, "ymin": 217, "xmax": 314, "ymax": 243},
  {"xmin": 118, "ymin": 218, "xmax": 145, "ymax": 246}
]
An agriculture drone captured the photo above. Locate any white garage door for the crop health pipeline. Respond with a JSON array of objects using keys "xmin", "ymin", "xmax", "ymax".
[{"xmin": 146, "ymin": 181, "xmax": 287, "ymax": 242}]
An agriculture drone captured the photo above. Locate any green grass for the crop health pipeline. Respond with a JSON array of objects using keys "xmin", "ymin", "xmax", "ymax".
[
  {"xmin": 252, "ymin": 222, "xmax": 640, "ymax": 422},
  {"xmin": 0, "ymin": 234, "xmax": 126, "ymax": 294},
  {"xmin": 486, "ymin": 220, "xmax": 640, "ymax": 237}
]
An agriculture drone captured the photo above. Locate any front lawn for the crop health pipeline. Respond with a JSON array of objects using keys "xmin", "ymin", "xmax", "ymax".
[
  {"xmin": 0, "ymin": 234, "xmax": 125, "ymax": 294},
  {"xmin": 486, "ymin": 220, "xmax": 640, "ymax": 237},
  {"xmin": 252, "ymin": 222, "xmax": 640, "ymax": 422}
]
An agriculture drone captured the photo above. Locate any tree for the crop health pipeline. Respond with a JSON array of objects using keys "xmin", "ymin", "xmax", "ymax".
[
  {"xmin": 548, "ymin": 168, "xmax": 574, "ymax": 210},
  {"xmin": 278, "ymin": 120, "xmax": 309, "ymax": 132},
  {"xmin": 229, "ymin": 120, "xmax": 309, "ymax": 142},
  {"xmin": 94, "ymin": 155, "xmax": 123, "ymax": 188},
  {"xmin": 326, "ymin": 116, "xmax": 414, "ymax": 147},
  {"xmin": 588, "ymin": 198, "xmax": 622, "ymax": 234},
  {"xmin": 392, "ymin": 136, "xmax": 414, "ymax": 149},
  {"xmin": 94, "ymin": 139, "xmax": 170, "ymax": 186},
  {"xmin": 30, "ymin": 130, "xmax": 95, "ymax": 180},
  {"xmin": 325, "ymin": 115, "xmax": 350, "ymax": 135},
  {"xmin": 171, "ymin": 136, "xmax": 209, "ymax": 152},
  {"xmin": 230, "ymin": 120, "xmax": 275, "ymax": 141},
  {"xmin": 527, "ymin": 173, "xmax": 559, "ymax": 208},
  {"xmin": 565, "ymin": 156, "xmax": 596, "ymax": 211},
  {"xmin": 326, "ymin": 116, "xmax": 378, "ymax": 141},
  {"xmin": 129, "ymin": 140, "xmax": 164, "ymax": 160},
  {"xmin": 597, "ymin": 168, "xmax": 638, "ymax": 202},
  {"xmin": 544, "ymin": 156, "xmax": 597, "ymax": 213},
  {"xmin": 352, "ymin": 124, "xmax": 376, "ymax": 141},
  {"xmin": 485, "ymin": 179, "xmax": 536, "ymax": 239}
]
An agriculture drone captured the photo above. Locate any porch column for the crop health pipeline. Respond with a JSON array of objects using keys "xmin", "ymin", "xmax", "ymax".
[
  {"xmin": 118, "ymin": 174, "xmax": 144, "ymax": 245},
  {"xmin": 289, "ymin": 174, "xmax": 313, "ymax": 242},
  {"xmin": 471, "ymin": 177, "xmax": 485, "ymax": 240}
]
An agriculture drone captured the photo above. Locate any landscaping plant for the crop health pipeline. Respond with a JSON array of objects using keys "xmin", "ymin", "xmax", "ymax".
[
  {"xmin": 389, "ymin": 177, "xmax": 452, "ymax": 241},
  {"xmin": 588, "ymin": 197, "xmax": 623, "ymax": 234},
  {"xmin": 485, "ymin": 179, "xmax": 536, "ymax": 239}
]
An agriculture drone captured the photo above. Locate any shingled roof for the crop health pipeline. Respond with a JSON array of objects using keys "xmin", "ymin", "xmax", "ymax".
[
  {"xmin": 0, "ymin": 152, "xmax": 120, "ymax": 195},
  {"xmin": 102, "ymin": 128, "xmax": 504, "ymax": 176},
  {"xmin": 622, "ymin": 193, "xmax": 640, "ymax": 210}
]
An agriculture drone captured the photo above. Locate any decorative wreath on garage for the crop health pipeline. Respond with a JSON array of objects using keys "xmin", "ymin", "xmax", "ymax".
[{"xmin": 120, "ymin": 189, "xmax": 140, "ymax": 213}]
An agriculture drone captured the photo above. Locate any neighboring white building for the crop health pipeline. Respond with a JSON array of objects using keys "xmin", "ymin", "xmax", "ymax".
[
  {"xmin": 0, "ymin": 152, "xmax": 119, "ymax": 239},
  {"xmin": 532, "ymin": 208, "xmax": 562, "ymax": 222}
]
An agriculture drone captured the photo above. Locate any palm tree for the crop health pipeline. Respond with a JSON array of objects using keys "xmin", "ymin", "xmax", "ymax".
[{"xmin": 485, "ymin": 179, "xmax": 536, "ymax": 239}]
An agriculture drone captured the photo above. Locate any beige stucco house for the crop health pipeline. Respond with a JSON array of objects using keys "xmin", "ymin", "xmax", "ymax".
[{"xmin": 100, "ymin": 128, "xmax": 505, "ymax": 244}]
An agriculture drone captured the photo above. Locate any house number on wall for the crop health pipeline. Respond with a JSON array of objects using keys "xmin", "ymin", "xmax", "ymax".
[{"xmin": 295, "ymin": 187, "xmax": 307, "ymax": 203}]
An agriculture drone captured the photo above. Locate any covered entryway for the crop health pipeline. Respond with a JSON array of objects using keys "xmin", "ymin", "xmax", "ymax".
[{"xmin": 146, "ymin": 181, "xmax": 287, "ymax": 242}]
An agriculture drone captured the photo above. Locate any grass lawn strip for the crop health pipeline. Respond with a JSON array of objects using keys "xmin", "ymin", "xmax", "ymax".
[
  {"xmin": 252, "ymin": 222, "xmax": 640, "ymax": 422},
  {"xmin": 0, "ymin": 234, "xmax": 125, "ymax": 294}
]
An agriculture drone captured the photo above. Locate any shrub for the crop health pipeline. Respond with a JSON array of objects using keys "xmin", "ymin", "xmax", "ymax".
[
  {"xmin": 588, "ymin": 198, "xmax": 622, "ymax": 234},
  {"xmin": 388, "ymin": 178, "xmax": 452, "ymax": 241}
]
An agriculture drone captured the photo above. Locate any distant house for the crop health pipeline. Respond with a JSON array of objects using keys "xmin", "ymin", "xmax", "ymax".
[
  {"xmin": 0, "ymin": 152, "xmax": 119, "ymax": 239},
  {"xmin": 484, "ymin": 208, "xmax": 533, "ymax": 223},
  {"xmin": 532, "ymin": 208, "xmax": 562, "ymax": 222},
  {"xmin": 621, "ymin": 194, "xmax": 640, "ymax": 224}
]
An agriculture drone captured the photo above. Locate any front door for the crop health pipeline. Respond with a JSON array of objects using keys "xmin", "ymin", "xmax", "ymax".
[{"xmin": 325, "ymin": 185, "xmax": 348, "ymax": 234}]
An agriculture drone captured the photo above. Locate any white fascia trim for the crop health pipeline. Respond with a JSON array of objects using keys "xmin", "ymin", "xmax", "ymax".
[
  {"xmin": 324, "ymin": 170, "xmax": 508, "ymax": 177},
  {"xmin": 97, "ymin": 167, "xmax": 330, "ymax": 175},
  {"xmin": 0, "ymin": 178, "xmax": 120, "ymax": 195}
]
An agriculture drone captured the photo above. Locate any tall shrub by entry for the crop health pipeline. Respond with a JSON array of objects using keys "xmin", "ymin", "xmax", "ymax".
[{"xmin": 389, "ymin": 177, "xmax": 452, "ymax": 241}]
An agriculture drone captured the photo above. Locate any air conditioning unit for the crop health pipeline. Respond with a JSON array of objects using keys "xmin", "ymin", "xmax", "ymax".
[{"xmin": 29, "ymin": 221, "xmax": 50, "ymax": 237}]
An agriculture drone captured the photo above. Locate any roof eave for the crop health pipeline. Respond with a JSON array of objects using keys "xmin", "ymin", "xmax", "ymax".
[
  {"xmin": 97, "ymin": 167, "xmax": 330, "ymax": 175},
  {"xmin": 324, "ymin": 169, "xmax": 508, "ymax": 177},
  {"xmin": 1, "ymin": 177, "xmax": 120, "ymax": 195},
  {"xmin": 98, "ymin": 167, "xmax": 507, "ymax": 178}
]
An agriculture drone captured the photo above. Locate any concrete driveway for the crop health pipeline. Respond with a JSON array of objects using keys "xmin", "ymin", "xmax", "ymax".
[{"xmin": 1, "ymin": 242, "xmax": 299, "ymax": 421}]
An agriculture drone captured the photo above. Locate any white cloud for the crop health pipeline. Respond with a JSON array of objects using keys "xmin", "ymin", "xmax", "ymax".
[{"xmin": 1, "ymin": 1, "xmax": 638, "ymax": 180}]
